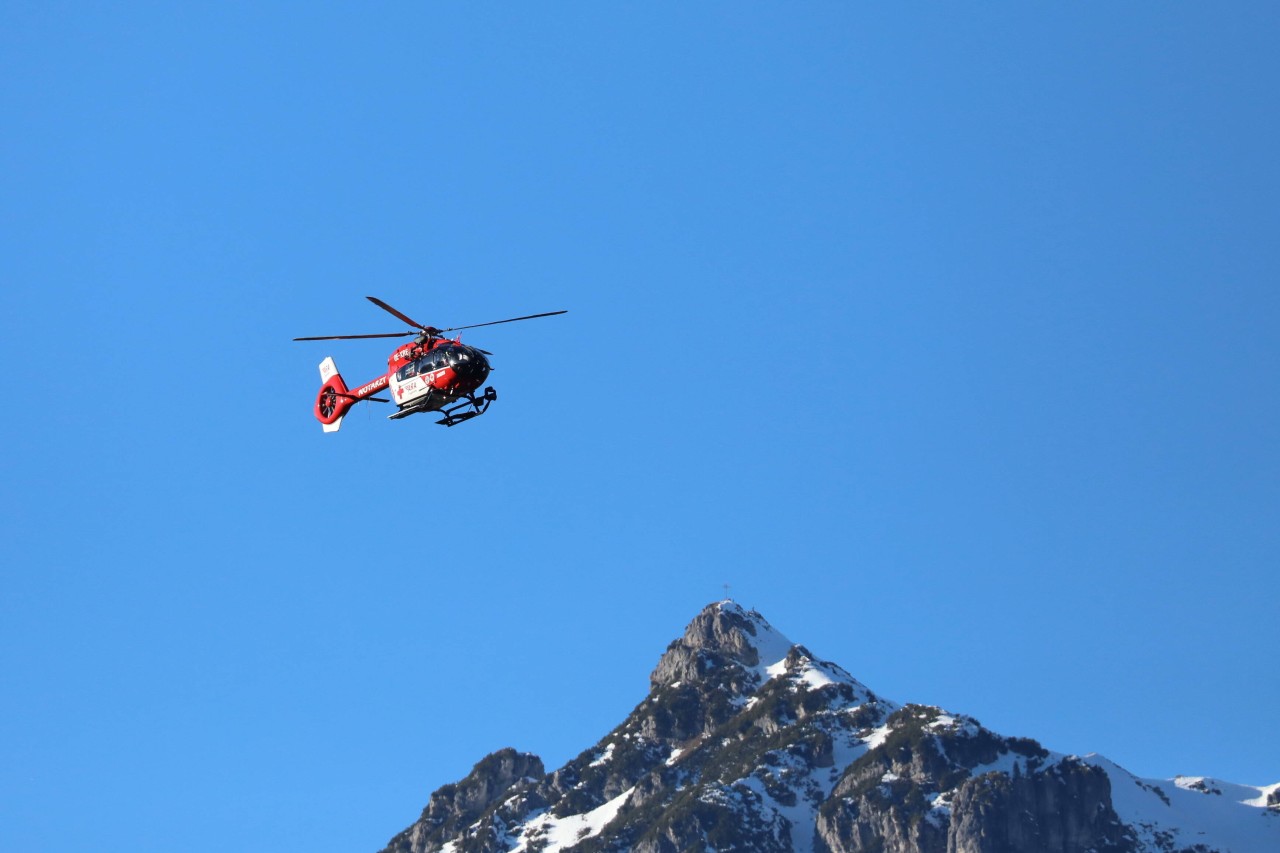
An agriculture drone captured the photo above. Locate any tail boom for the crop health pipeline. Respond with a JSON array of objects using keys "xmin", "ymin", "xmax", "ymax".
[{"xmin": 313, "ymin": 358, "xmax": 392, "ymax": 432}]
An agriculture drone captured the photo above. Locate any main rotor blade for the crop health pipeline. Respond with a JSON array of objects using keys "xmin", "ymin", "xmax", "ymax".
[
  {"xmin": 437, "ymin": 310, "xmax": 568, "ymax": 334},
  {"xmin": 366, "ymin": 296, "xmax": 434, "ymax": 332},
  {"xmin": 292, "ymin": 332, "xmax": 416, "ymax": 341}
]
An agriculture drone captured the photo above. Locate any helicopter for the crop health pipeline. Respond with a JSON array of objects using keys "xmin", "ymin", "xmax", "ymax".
[{"xmin": 293, "ymin": 296, "xmax": 567, "ymax": 432}]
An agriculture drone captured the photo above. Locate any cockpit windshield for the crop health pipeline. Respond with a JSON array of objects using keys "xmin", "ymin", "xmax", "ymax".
[{"xmin": 396, "ymin": 345, "xmax": 487, "ymax": 383}]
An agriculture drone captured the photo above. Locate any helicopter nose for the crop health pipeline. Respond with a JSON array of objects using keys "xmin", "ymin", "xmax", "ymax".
[
  {"xmin": 469, "ymin": 355, "xmax": 491, "ymax": 383},
  {"xmin": 450, "ymin": 348, "xmax": 490, "ymax": 384}
]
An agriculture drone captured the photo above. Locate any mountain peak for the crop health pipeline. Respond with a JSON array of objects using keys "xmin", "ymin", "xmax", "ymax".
[{"xmin": 648, "ymin": 600, "xmax": 795, "ymax": 690}]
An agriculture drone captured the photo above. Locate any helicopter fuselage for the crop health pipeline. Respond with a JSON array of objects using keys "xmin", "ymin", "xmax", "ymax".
[{"xmin": 385, "ymin": 339, "xmax": 491, "ymax": 410}]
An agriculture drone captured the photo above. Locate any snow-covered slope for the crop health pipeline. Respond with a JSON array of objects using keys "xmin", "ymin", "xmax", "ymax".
[
  {"xmin": 1085, "ymin": 756, "xmax": 1279, "ymax": 853},
  {"xmin": 380, "ymin": 601, "xmax": 1279, "ymax": 853}
]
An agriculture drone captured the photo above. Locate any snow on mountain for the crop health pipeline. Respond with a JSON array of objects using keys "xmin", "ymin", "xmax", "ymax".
[
  {"xmin": 505, "ymin": 787, "xmax": 636, "ymax": 853},
  {"xmin": 1085, "ymin": 755, "xmax": 1280, "ymax": 853},
  {"xmin": 379, "ymin": 601, "xmax": 1279, "ymax": 853}
]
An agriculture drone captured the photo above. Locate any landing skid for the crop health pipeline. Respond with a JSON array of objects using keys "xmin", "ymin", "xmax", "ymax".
[
  {"xmin": 436, "ymin": 386, "xmax": 497, "ymax": 427},
  {"xmin": 387, "ymin": 387, "xmax": 498, "ymax": 426},
  {"xmin": 387, "ymin": 400, "xmax": 433, "ymax": 420}
]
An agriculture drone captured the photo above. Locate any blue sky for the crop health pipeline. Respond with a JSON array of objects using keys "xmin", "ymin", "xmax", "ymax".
[{"xmin": 3, "ymin": 4, "xmax": 1278, "ymax": 851}]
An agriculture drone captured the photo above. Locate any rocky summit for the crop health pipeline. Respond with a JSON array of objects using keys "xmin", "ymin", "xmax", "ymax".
[{"xmin": 378, "ymin": 602, "xmax": 1280, "ymax": 853}]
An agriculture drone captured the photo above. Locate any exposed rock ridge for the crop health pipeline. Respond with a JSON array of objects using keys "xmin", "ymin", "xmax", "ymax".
[
  {"xmin": 381, "ymin": 749, "xmax": 544, "ymax": 853},
  {"xmin": 649, "ymin": 600, "xmax": 780, "ymax": 689}
]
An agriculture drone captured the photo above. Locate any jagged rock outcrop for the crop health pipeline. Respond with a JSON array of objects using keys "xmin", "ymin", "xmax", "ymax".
[
  {"xmin": 813, "ymin": 705, "xmax": 1131, "ymax": 853},
  {"xmin": 944, "ymin": 759, "xmax": 1128, "ymax": 853},
  {"xmin": 382, "ymin": 749, "xmax": 544, "ymax": 853},
  {"xmin": 649, "ymin": 602, "xmax": 768, "ymax": 689},
  {"xmin": 377, "ymin": 602, "xmax": 1279, "ymax": 853}
]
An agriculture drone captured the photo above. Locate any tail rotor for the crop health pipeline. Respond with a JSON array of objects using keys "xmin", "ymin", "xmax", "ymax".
[{"xmin": 315, "ymin": 357, "xmax": 354, "ymax": 432}]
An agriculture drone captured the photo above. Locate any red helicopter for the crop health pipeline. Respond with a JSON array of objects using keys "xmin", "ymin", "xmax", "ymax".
[{"xmin": 294, "ymin": 296, "xmax": 566, "ymax": 431}]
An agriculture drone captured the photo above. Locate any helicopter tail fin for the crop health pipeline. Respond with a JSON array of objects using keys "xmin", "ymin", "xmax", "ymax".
[{"xmin": 315, "ymin": 357, "xmax": 355, "ymax": 433}]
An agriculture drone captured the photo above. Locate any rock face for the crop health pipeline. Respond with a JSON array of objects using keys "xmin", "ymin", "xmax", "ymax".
[
  {"xmin": 943, "ymin": 760, "xmax": 1125, "ymax": 853},
  {"xmin": 649, "ymin": 602, "xmax": 767, "ymax": 689},
  {"xmin": 812, "ymin": 707, "xmax": 1130, "ymax": 853},
  {"xmin": 382, "ymin": 749, "xmax": 545, "ymax": 853},
  {"xmin": 377, "ymin": 602, "xmax": 1279, "ymax": 853}
]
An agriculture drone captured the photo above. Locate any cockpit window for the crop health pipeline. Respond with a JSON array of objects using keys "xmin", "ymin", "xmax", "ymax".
[{"xmin": 396, "ymin": 362, "xmax": 417, "ymax": 381}]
